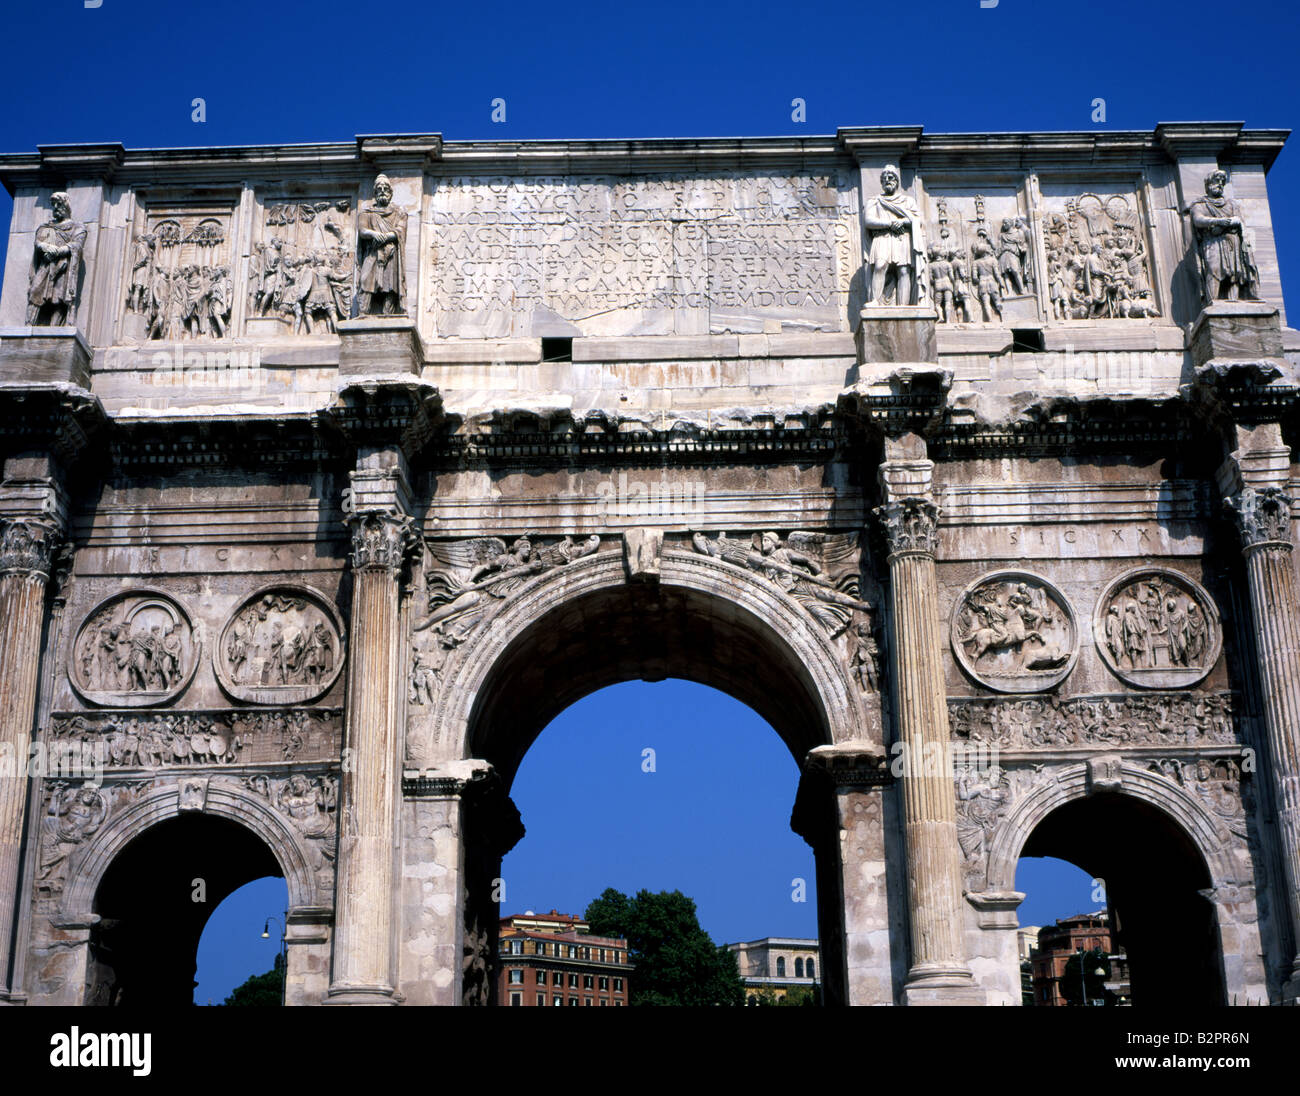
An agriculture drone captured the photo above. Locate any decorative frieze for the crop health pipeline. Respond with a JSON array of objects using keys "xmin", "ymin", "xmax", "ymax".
[
  {"xmin": 949, "ymin": 692, "xmax": 1237, "ymax": 749},
  {"xmin": 47, "ymin": 708, "xmax": 343, "ymax": 767},
  {"xmin": 1040, "ymin": 189, "xmax": 1158, "ymax": 319},
  {"xmin": 215, "ymin": 587, "xmax": 345, "ymax": 704},
  {"xmin": 1094, "ymin": 568, "xmax": 1221, "ymax": 689},
  {"xmin": 124, "ymin": 202, "xmax": 235, "ymax": 341},
  {"xmin": 950, "ymin": 572, "xmax": 1076, "ymax": 693},
  {"xmin": 69, "ymin": 591, "xmax": 200, "ymax": 708}
]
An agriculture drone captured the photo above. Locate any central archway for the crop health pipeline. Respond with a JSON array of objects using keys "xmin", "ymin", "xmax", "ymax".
[{"xmin": 438, "ymin": 547, "xmax": 879, "ymax": 1004}]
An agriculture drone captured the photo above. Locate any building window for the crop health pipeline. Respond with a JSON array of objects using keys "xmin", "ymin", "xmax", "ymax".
[
  {"xmin": 535, "ymin": 969, "xmax": 545, "ymax": 984},
  {"xmin": 584, "ymin": 975, "xmax": 593, "ymax": 989},
  {"xmin": 511, "ymin": 940, "xmax": 523, "ymax": 955},
  {"xmin": 807, "ymin": 958, "xmax": 815, "ymax": 979},
  {"xmin": 536, "ymin": 993, "xmax": 545, "ymax": 1006},
  {"xmin": 776, "ymin": 957, "xmax": 786, "ymax": 977},
  {"xmin": 569, "ymin": 973, "xmax": 579, "ymax": 988},
  {"xmin": 614, "ymin": 978, "xmax": 623, "ymax": 991},
  {"xmin": 508, "ymin": 969, "xmax": 523, "ymax": 985},
  {"xmin": 795, "ymin": 958, "xmax": 803, "ymax": 978},
  {"xmin": 535, "ymin": 941, "xmax": 546, "ymax": 956},
  {"xmin": 569, "ymin": 997, "xmax": 579, "ymax": 1006},
  {"xmin": 599, "ymin": 977, "xmax": 608, "ymax": 991},
  {"xmin": 599, "ymin": 949, "xmax": 606, "ymax": 963},
  {"xmin": 553, "ymin": 995, "xmax": 562, "ymax": 1006},
  {"xmin": 552, "ymin": 971, "xmax": 562, "ymax": 986},
  {"xmin": 584, "ymin": 998, "xmax": 593, "ymax": 1006},
  {"xmin": 510, "ymin": 992, "xmax": 521, "ymax": 1006}
]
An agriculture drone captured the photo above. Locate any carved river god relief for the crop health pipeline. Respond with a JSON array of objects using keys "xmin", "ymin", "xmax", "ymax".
[
  {"xmin": 215, "ymin": 586, "xmax": 345, "ymax": 704},
  {"xmin": 1094, "ymin": 568, "xmax": 1221, "ymax": 689},
  {"xmin": 950, "ymin": 571, "xmax": 1077, "ymax": 693},
  {"xmin": 70, "ymin": 591, "xmax": 200, "ymax": 708}
]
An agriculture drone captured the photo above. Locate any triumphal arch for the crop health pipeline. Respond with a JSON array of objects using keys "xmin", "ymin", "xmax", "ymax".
[{"xmin": 0, "ymin": 122, "xmax": 1297, "ymax": 1006}]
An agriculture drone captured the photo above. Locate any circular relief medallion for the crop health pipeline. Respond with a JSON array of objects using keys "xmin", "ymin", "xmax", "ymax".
[
  {"xmin": 1094, "ymin": 568, "xmax": 1221, "ymax": 689},
  {"xmin": 950, "ymin": 571, "xmax": 1077, "ymax": 693},
  {"xmin": 70, "ymin": 590, "xmax": 200, "ymax": 708},
  {"xmin": 215, "ymin": 585, "xmax": 345, "ymax": 704}
]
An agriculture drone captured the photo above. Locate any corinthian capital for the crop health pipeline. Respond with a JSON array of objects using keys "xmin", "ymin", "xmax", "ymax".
[
  {"xmin": 1225, "ymin": 486, "xmax": 1293, "ymax": 551},
  {"xmin": 874, "ymin": 497, "xmax": 940, "ymax": 559},
  {"xmin": 0, "ymin": 517, "xmax": 61, "ymax": 578}
]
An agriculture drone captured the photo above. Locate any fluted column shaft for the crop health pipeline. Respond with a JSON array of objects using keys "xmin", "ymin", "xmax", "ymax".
[
  {"xmin": 1228, "ymin": 486, "xmax": 1300, "ymax": 994},
  {"xmin": 329, "ymin": 456, "xmax": 413, "ymax": 1004},
  {"xmin": 0, "ymin": 518, "xmax": 59, "ymax": 993},
  {"xmin": 876, "ymin": 489, "xmax": 980, "ymax": 1004}
]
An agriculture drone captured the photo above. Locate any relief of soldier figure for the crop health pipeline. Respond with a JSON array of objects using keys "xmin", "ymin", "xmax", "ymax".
[
  {"xmin": 27, "ymin": 191, "xmax": 86, "ymax": 326},
  {"xmin": 1187, "ymin": 169, "xmax": 1261, "ymax": 304}
]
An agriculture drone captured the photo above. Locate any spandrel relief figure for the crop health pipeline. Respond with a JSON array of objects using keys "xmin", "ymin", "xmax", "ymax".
[
  {"xmin": 417, "ymin": 535, "xmax": 601, "ymax": 642},
  {"xmin": 863, "ymin": 165, "xmax": 926, "ymax": 306},
  {"xmin": 357, "ymin": 175, "xmax": 407, "ymax": 315},
  {"xmin": 1188, "ymin": 170, "xmax": 1261, "ymax": 304},
  {"xmin": 37, "ymin": 785, "xmax": 107, "ymax": 892},
  {"xmin": 27, "ymin": 192, "xmax": 86, "ymax": 326},
  {"xmin": 692, "ymin": 530, "xmax": 869, "ymax": 637}
]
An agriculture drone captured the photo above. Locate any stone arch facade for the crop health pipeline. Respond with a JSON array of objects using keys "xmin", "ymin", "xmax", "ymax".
[
  {"xmin": 430, "ymin": 547, "xmax": 871, "ymax": 767},
  {"xmin": 1, "ymin": 123, "xmax": 1298, "ymax": 1008}
]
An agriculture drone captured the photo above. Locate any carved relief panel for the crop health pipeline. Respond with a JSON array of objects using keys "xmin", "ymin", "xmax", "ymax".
[
  {"xmin": 1038, "ymin": 185, "xmax": 1159, "ymax": 320},
  {"xmin": 1094, "ymin": 568, "xmax": 1221, "ymax": 689},
  {"xmin": 70, "ymin": 591, "xmax": 200, "ymax": 708},
  {"xmin": 923, "ymin": 189, "xmax": 1037, "ymax": 324},
  {"xmin": 950, "ymin": 571, "xmax": 1077, "ymax": 692},
  {"xmin": 247, "ymin": 196, "xmax": 356, "ymax": 335},
  {"xmin": 122, "ymin": 201, "xmax": 236, "ymax": 341},
  {"xmin": 215, "ymin": 586, "xmax": 345, "ymax": 704}
]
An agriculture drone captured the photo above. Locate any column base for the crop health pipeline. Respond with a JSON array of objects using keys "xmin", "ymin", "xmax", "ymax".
[
  {"xmin": 902, "ymin": 965, "xmax": 986, "ymax": 1006},
  {"xmin": 324, "ymin": 983, "xmax": 402, "ymax": 1006}
]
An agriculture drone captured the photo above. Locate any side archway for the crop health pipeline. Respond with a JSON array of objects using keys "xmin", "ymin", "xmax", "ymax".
[{"xmin": 982, "ymin": 762, "xmax": 1265, "ymax": 1005}]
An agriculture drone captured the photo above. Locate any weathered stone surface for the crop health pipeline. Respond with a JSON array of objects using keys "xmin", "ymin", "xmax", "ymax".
[{"xmin": 0, "ymin": 121, "xmax": 1295, "ymax": 1008}]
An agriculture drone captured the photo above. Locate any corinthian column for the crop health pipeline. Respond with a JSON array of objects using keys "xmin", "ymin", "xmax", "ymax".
[
  {"xmin": 0, "ymin": 468, "xmax": 66, "ymax": 996},
  {"xmin": 1225, "ymin": 484, "xmax": 1300, "ymax": 1001},
  {"xmin": 328, "ymin": 448, "xmax": 414, "ymax": 1005},
  {"xmin": 875, "ymin": 452, "xmax": 982, "ymax": 1005}
]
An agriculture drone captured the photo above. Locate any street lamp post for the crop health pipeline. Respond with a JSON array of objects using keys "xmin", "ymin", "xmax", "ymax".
[{"xmin": 262, "ymin": 913, "xmax": 288, "ymax": 1006}]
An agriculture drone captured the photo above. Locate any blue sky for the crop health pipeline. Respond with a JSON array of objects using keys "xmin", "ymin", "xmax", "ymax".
[{"xmin": 1, "ymin": 0, "xmax": 1287, "ymax": 1001}]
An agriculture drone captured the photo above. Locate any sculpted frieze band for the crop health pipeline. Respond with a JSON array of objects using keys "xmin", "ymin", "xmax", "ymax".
[{"xmin": 949, "ymin": 692, "xmax": 1237, "ymax": 749}]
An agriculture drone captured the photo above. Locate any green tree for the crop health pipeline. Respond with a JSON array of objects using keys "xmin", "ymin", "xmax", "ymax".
[
  {"xmin": 1060, "ymin": 947, "xmax": 1114, "ymax": 1007},
  {"xmin": 585, "ymin": 887, "xmax": 744, "ymax": 1006},
  {"xmin": 220, "ymin": 953, "xmax": 284, "ymax": 1006}
]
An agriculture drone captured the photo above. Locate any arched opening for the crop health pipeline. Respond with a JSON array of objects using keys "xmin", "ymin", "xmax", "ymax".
[
  {"xmin": 459, "ymin": 573, "xmax": 854, "ymax": 1004},
  {"xmin": 498, "ymin": 679, "xmax": 819, "ymax": 1006},
  {"xmin": 1015, "ymin": 794, "xmax": 1222, "ymax": 1006},
  {"xmin": 87, "ymin": 815, "xmax": 284, "ymax": 1006},
  {"xmin": 194, "ymin": 876, "xmax": 290, "ymax": 1005}
]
